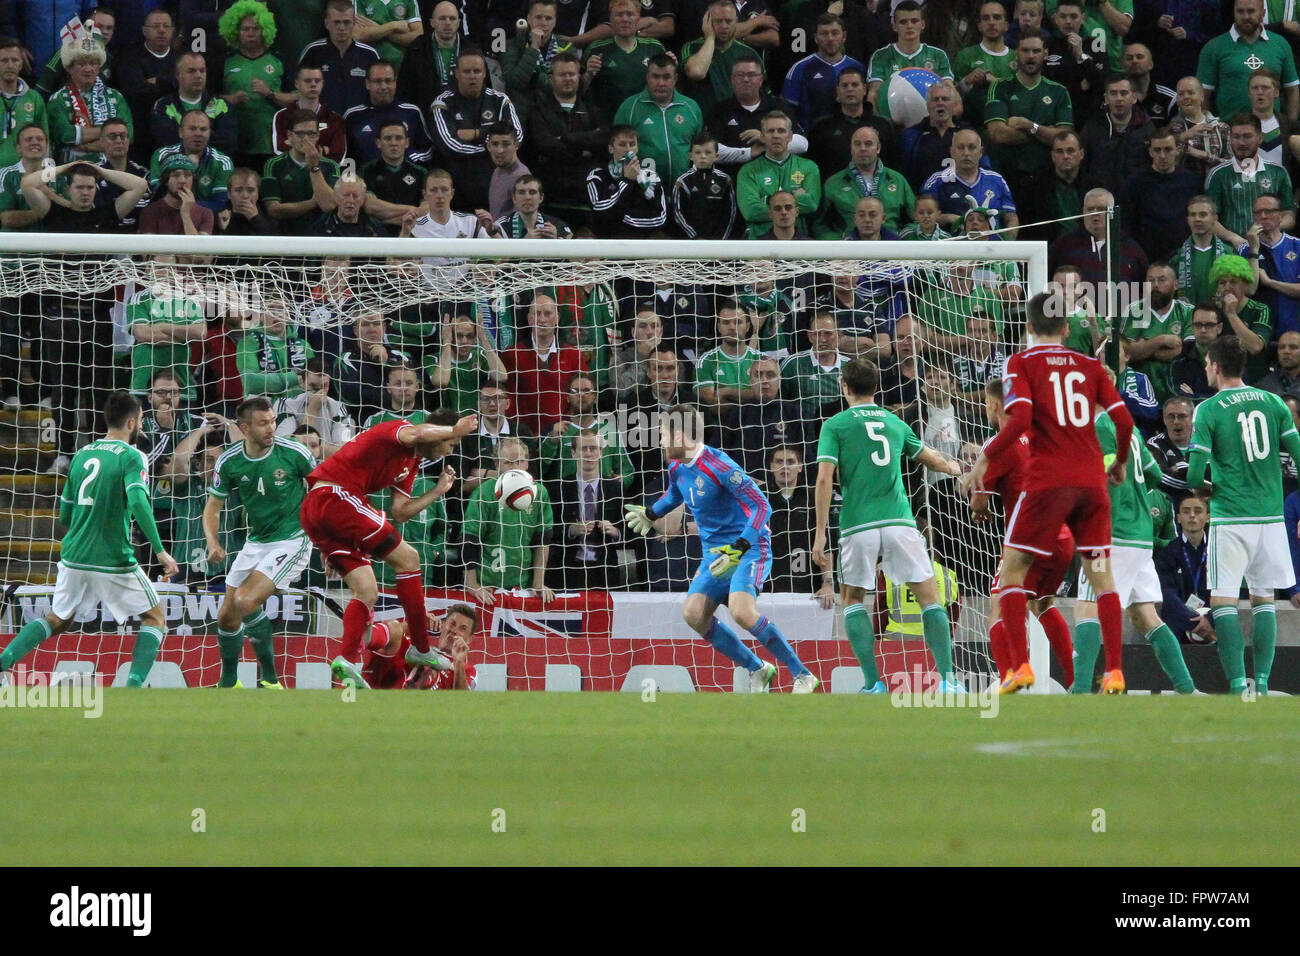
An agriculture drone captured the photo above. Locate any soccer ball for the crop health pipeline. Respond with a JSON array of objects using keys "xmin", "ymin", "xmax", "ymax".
[
  {"xmin": 886, "ymin": 68, "xmax": 942, "ymax": 128},
  {"xmin": 495, "ymin": 469, "xmax": 538, "ymax": 511}
]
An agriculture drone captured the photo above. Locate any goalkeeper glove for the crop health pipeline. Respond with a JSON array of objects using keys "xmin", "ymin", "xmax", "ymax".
[
  {"xmin": 625, "ymin": 504, "xmax": 653, "ymax": 536},
  {"xmin": 708, "ymin": 539, "xmax": 750, "ymax": 577}
]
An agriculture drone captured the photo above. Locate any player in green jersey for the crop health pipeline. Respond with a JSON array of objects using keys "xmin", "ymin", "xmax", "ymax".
[
  {"xmin": 203, "ymin": 397, "xmax": 316, "ymax": 688},
  {"xmin": 1188, "ymin": 335, "xmax": 1300, "ymax": 694},
  {"xmin": 1073, "ymin": 408, "xmax": 1196, "ymax": 694},
  {"xmin": 812, "ymin": 358, "xmax": 967, "ymax": 694},
  {"xmin": 0, "ymin": 392, "xmax": 179, "ymax": 684}
]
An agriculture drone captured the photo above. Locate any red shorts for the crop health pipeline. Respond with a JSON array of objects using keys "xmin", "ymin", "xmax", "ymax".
[
  {"xmin": 1005, "ymin": 485, "xmax": 1111, "ymax": 558},
  {"xmin": 362, "ymin": 624, "xmax": 407, "ymax": 689},
  {"xmin": 300, "ymin": 484, "xmax": 402, "ymax": 576},
  {"xmin": 994, "ymin": 526, "xmax": 1075, "ymax": 599}
]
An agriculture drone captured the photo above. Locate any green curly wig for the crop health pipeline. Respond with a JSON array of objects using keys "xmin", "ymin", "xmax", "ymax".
[
  {"xmin": 1208, "ymin": 254, "xmax": 1254, "ymax": 286},
  {"xmin": 219, "ymin": 0, "xmax": 277, "ymax": 48}
]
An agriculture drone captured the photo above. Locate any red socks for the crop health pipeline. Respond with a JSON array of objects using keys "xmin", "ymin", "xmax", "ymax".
[
  {"xmin": 367, "ymin": 621, "xmax": 391, "ymax": 651},
  {"xmin": 1037, "ymin": 605, "xmax": 1074, "ymax": 689},
  {"xmin": 999, "ymin": 589, "xmax": 1029, "ymax": 670},
  {"xmin": 988, "ymin": 619, "xmax": 1011, "ymax": 676},
  {"xmin": 341, "ymin": 599, "xmax": 373, "ymax": 660},
  {"xmin": 1097, "ymin": 591, "xmax": 1123, "ymax": 671},
  {"xmin": 394, "ymin": 571, "xmax": 429, "ymax": 653}
]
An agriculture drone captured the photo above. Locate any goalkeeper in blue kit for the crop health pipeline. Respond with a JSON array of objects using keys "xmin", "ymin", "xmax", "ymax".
[{"xmin": 625, "ymin": 404, "xmax": 819, "ymax": 693}]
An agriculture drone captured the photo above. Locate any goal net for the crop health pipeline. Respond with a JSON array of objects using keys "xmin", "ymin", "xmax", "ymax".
[{"xmin": 0, "ymin": 234, "xmax": 1047, "ymax": 692}]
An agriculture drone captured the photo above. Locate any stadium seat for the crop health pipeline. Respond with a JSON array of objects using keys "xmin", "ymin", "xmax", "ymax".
[
  {"xmin": 545, "ymin": 663, "xmax": 582, "ymax": 691},
  {"xmin": 236, "ymin": 662, "xmax": 258, "ymax": 688},
  {"xmin": 732, "ymin": 667, "xmax": 748, "ymax": 693},
  {"xmin": 830, "ymin": 666, "xmax": 866, "ymax": 694},
  {"xmin": 50, "ymin": 661, "xmax": 95, "ymax": 684},
  {"xmin": 620, "ymin": 665, "xmax": 695, "ymax": 693},
  {"xmin": 474, "ymin": 664, "xmax": 508, "ymax": 691}
]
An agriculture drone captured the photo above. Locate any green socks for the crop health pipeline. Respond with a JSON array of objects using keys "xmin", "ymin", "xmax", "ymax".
[
  {"xmin": 1211, "ymin": 606, "xmax": 1247, "ymax": 693},
  {"xmin": 245, "ymin": 610, "xmax": 278, "ymax": 684},
  {"xmin": 1071, "ymin": 619, "xmax": 1101, "ymax": 694},
  {"xmin": 1251, "ymin": 604, "xmax": 1276, "ymax": 694},
  {"xmin": 127, "ymin": 626, "xmax": 164, "ymax": 687},
  {"xmin": 216, "ymin": 625, "xmax": 244, "ymax": 688},
  {"xmin": 844, "ymin": 603, "xmax": 878, "ymax": 686},
  {"xmin": 1147, "ymin": 624, "xmax": 1195, "ymax": 694},
  {"xmin": 0, "ymin": 617, "xmax": 52, "ymax": 671},
  {"xmin": 921, "ymin": 603, "xmax": 954, "ymax": 681}
]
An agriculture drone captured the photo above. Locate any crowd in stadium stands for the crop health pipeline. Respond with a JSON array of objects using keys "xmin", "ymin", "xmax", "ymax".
[{"xmin": 5, "ymin": 0, "xmax": 1300, "ymax": 633}]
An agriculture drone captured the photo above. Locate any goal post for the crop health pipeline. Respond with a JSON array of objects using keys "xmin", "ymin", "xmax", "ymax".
[{"xmin": 0, "ymin": 233, "xmax": 1051, "ymax": 691}]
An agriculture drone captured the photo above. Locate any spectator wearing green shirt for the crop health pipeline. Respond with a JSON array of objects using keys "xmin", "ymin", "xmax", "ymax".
[
  {"xmin": 538, "ymin": 371, "xmax": 636, "ymax": 487},
  {"xmin": 1050, "ymin": 263, "xmax": 1102, "ymax": 356},
  {"xmin": 984, "ymin": 33, "xmax": 1074, "ymax": 221},
  {"xmin": 500, "ymin": 0, "xmax": 573, "ymax": 126},
  {"xmin": 1197, "ymin": 0, "xmax": 1299, "ymax": 124},
  {"xmin": 916, "ymin": 261, "xmax": 1006, "ymax": 352},
  {"xmin": 1212, "ymin": 253, "xmax": 1275, "ymax": 382},
  {"xmin": 817, "ymin": 125, "xmax": 914, "ymax": 237},
  {"xmin": 0, "ymin": 124, "xmax": 62, "ymax": 233},
  {"xmin": 736, "ymin": 110, "xmax": 821, "ymax": 237},
  {"xmin": 236, "ymin": 298, "xmax": 316, "ymax": 398},
  {"xmin": 47, "ymin": 37, "xmax": 133, "ymax": 165},
  {"xmin": 695, "ymin": 297, "xmax": 764, "ymax": 420},
  {"xmin": 463, "ymin": 436, "xmax": 556, "ymax": 603},
  {"xmin": 582, "ymin": 0, "xmax": 667, "ymax": 124},
  {"xmin": 220, "ymin": 1, "xmax": 294, "ymax": 165},
  {"xmin": 780, "ymin": 311, "xmax": 846, "ymax": 420},
  {"xmin": 427, "ymin": 315, "xmax": 509, "ymax": 414},
  {"xmin": 1174, "ymin": 195, "xmax": 1243, "ymax": 305},
  {"xmin": 354, "ymin": 0, "xmax": 425, "ymax": 68},
  {"xmin": 681, "ymin": 0, "xmax": 762, "ymax": 118},
  {"xmin": 954, "ymin": 1, "xmax": 1015, "ymax": 125},
  {"xmin": 0, "ymin": 38, "xmax": 46, "ymax": 170},
  {"xmin": 128, "ymin": 262, "xmax": 208, "ymax": 403},
  {"xmin": 261, "ymin": 107, "xmax": 341, "ymax": 233},
  {"xmin": 148, "ymin": 111, "xmax": 235, "ymax": 214},
  {"xmin": 612, "ymin": 54, "xmax": 703, "ymax": 184},
  {"xmin": 1206, "ymin": 111, "xmax": 1296, "ymax": 240},
  {"xmin": 1120, "ymin": 261, "xmax": 1191, "ymax": 403}
]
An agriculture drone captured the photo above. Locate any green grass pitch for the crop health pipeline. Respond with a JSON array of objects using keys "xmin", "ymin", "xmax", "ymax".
[{"xmin": 2, "ymin": 691, "xmax": 1298, "ymax": 865}]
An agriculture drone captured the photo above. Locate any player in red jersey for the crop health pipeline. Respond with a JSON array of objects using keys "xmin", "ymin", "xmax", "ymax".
[
  {"xmin": 362, "ymin": 603, "xmax": 479, "ymax": 690},
  {"xmin": 300, "ymin": 408, "xmax": 478, "ymax": 687},
  {"xmin": 968, "ymin": 378, "xmax": 1075, "ymax": 687},
  {"xmin": 966, "ymin": 290, "xmax": 1134, "ymax": 695}
]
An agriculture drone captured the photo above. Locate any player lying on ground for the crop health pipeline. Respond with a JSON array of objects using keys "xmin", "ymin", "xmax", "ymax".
[
  {"xmin": 966, "ymin": 289, "xmax": 1135, "ymax": 695},
  {"xmin": 299, "ymin": 408, "xmax": 476, "ymax": 688},
  {"xmin": 1073, "ymin": 390, "xmax": 1197, "ymax": 694},
  {"xmin": 0, "ymin": 391, "xmax": 180, "ymax": 684},
  {"xmin": 204, "ymin": 397, "xmax": 317, "ymax": 688},
  {"xmin": 811, "ymin": 358, "xmax": 968, "ymax": 695},
  {"xmin": 361, "ymin": 603, "xmax": 479, "ymax": 690},
  {"xmin": 624, "ymin": 404, "xmax": 820, "ymax": 693},
  {"xmin": 1188, "ymin": 333, "xmax": 1300, "ymax": 695},
  {"xmin": 967, "ymin": 378, "xmax": 1076, "ymax": 689}
]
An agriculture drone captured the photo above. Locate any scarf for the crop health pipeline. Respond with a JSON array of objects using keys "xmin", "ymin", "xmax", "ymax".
[
  {"xmin": 509, "ymin": 211, "xmax": 546, "ymax": 238},
  {"xmin": 1177, "ymin": 235, "xmax": 1233, "ymax": 295},
  {"xmin": 850, "ymin": 162, "xmax": 880, "ymax": 198},
  {"xmin": 258, "ymin": 331, "xmax": 308, "ymax": 373},
  {"xmin": 68, "ymin": 78, "xmax": 110, "ymax": 129},
  {"xmin": 435, "ymin": 37, "xmax": 459, "ymax": 86}
]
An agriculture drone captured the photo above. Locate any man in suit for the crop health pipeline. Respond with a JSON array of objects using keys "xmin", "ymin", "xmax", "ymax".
[{"xmin": 553, "ymin": 429, "xmax": 626, "ymax": 590}]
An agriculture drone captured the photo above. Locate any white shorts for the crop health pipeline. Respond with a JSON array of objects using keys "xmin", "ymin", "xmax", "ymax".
[
  {"xmin": 1208, "ymin": 522, "xmax": 1296, "ymax": 598},
  {"xmin": 51, "ymin": 563, "xmax": 159, "ymax": 622},
  {"xmin": 840, "ymin": 526, "xmax": 934, "ymax": 590},
  {"xmin": 1077, "ymin": 545, "xmax": 1162, "ymax": 606},
  {"xmin": 226, "ymin": 536, "xmax": 313, "ymax": 590}
]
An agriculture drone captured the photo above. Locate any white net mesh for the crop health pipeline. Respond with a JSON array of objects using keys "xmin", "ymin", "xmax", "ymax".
[{"xmin": 0, "ymin": 236, "xmax": 1046, "ymax": 691}]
